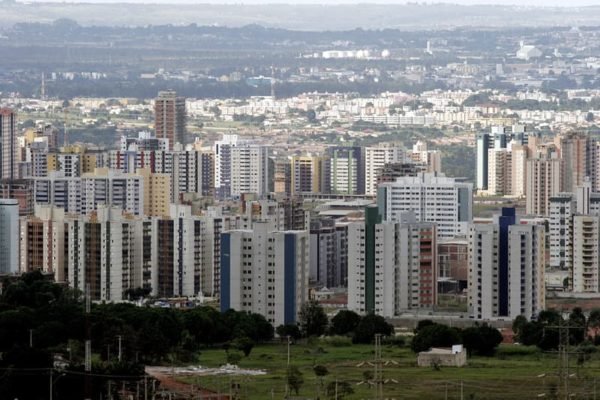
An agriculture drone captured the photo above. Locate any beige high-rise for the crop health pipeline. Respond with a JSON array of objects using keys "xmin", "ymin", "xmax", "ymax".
[
  {"xmin": 137, "ymin": 168, "xmax": 170, "ymax": 217},
  {"xmin": 0, "ymin": 108, "xmax": 18, "ymax": 180},
  {"xmin": 526, "ymin": 157, "xmax": 562, "ymax": 216}
]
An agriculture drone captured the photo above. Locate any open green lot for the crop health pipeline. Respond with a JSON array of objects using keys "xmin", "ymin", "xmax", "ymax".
[{"xmin": 179, "ymin": 342, "xmax": 600, "ymax": 399}]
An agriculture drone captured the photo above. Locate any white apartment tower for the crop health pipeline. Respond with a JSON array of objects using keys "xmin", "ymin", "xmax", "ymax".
[
  {"xmin": 364, "ymin": 145, "xmax": 404, "ymax": 196},
  {"xmin": 377, "ymin": 172, "xmax": 472, "ymax": 239},
  {"xmin": 0, "ymin": 199, "xmax": 19, "ymax": 273},
  {"xmin": 220, "ymin": 221, "xmax": 310, "ymax": 327},
  {"xmin": 230, "ymin": 145, "xmax": 270, "ymax": 198},
  {"xmin": 468, "ymin": 208, "xmax": 545, "ymax": 320},
  {"xmin": 66, "ymin": 205, "xmax": 143, "ymax": 301},
  {"xmin": 347, "ymin": 207, "xmax": 437, "ymax": 317}
]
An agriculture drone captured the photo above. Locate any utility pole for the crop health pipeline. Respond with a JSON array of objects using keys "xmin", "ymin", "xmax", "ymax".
[
  {"xmin": 460, "ymin": 380, "xmax": 464, "ymax": 400},
  {"xmin": 117, "ymin": 335, "xmax": 123, "ymax": 362},
  {"xmin": 49, "ymin": 368, "xmax": 53, "ymax": 400},
  {"xmin": 374, "ymin": 334, "xmax": 383, "ymax": 400},
  {"xmin": 85, "ymin": 283, "xmax": 92, "ymax": 400},
  {"xmin": 546, "ymin": 318, "xmax": 584, "ymax": 400},
  {"xmin": 285, "ymin": 335, "xmax": 291, "ymax": 398},
  {"xmin": 29, "ymin": 329, "xmax": 33, "ymax": 348}
]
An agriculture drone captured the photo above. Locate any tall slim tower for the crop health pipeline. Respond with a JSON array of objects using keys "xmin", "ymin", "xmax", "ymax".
[
  {"xmin": 0, "ymin": 199, "xmax": 19, "ymax": 273},
  {"xmin": 0, "ymin": 108, "xmax": 18, "ymax": 180},
  {"xmin": 154, "ymin": 90, "xmax": 186, "ymax": 150}
]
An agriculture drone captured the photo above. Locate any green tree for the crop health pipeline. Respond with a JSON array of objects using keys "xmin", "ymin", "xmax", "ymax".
[
  {"xmin": 461, "ymin": 325, "xmax": 503, "ymax": 356},
  {"xmin": 287, "ymin": 366, "xmax": 304, "ymax": 395},
  {"xmin": 313, "ymin": 364, "xmax": 329, "ymax": 398},
  {"xmin": 568, "ymin": 307, "xmax": 586, "ymax": 345},
  {"xmin": 232, "ymin": 336, "xmax": 255, "ymax": 357},
  {"xmin": 588, "ymin": 308, "xmax": 600, "ymax": 336},
  {"xmin": 307, "ymin": 109, "xmax": 317, "ymax": 123},
  {"xmin": 329, "ymin": 310, "xmax": 361, "ymax": 336},
  {"xmin": 512, "ymin": 315, "xmax": 528, "ymax": 342},
  {"xmin": 411, "ymin": 323, "xmax": 461, "ymax": 353},
  {"xmin": 298, "ymin": 300, "xmax": 328, "ymax": 337},
  {"xmin": 276, "ymin": 324, "xmax": 302, "ymax": 340},
  {"xmin": 326, "ymin": 380, "xmax": 354, "ymax": 399},
  {"xmin": 352, "ymin": 314, "xmax": 394, "ymax": 344}
]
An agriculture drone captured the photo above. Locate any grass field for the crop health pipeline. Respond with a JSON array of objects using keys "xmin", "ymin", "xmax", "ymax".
[{"xmin": 177, "ymin": 341, "xmax": 600, "ymax": 399}]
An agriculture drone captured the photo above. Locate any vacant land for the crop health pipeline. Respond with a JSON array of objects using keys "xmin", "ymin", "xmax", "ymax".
[{"xmin": 176, "ymin": 342, "xmax": 600, "ymax": 399}]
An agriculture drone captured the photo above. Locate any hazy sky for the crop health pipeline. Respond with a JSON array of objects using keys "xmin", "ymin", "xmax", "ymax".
[{"xmin": 20, "ymin": 0, "xmax": 600, "ymax": 5}]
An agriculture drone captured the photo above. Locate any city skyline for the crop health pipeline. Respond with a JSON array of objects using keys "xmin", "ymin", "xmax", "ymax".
[{"xmin": 20, "ymin": 0, "xmax": 600, "ymax": 6}]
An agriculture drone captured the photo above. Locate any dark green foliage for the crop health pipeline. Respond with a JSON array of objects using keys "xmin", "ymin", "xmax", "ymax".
[
  {"xmin": 0, "ymin": 272, "xmax": 275, "ymax": 400},
  {"xmin": 461, "ymin": 325, "xmax": 503, "ymax": 356},
  {"xmin": 568, "ymin": 307, "xmax": 586, "ymax": 345},
  {"xmin": 298, "ymin": 300, "xmax": 328, "ymax": 337},
  {"xmin": 276, "ymin": 323, "xmax": 302, "ymax": 340},
  {"xmin": 512, "ymin": 315, "xmax": 528, "ymax": 341},
  {"xmin": 287, "ymin": 365, "xmax": 304, "ymax": 395},
  {"xmin": 352, "ymin": 313, "xmax": 394, "ymax": 344},
  {"xmin": 411, "ymin": 323, "xmax": 461, "ymax": 353},
  {"xmin": 326, "ymin": 380, "xmax": 354, "ymax": 399},
  {"xmin": 329, "ymin": 310, "xmax": 361, "ymax": 336},
  {"xmin": 313, "ymin": 364, "xmax": 329, "ymax": 378},
  {"xmin": 512, "ymin": 310, "xmax": 577, "ymax": 351},
  {"xmin": 232, "ymin": 336, "xmax": 255, "ymax": 357}
]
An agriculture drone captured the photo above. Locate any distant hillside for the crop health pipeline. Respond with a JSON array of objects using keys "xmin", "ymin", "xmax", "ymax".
[{"xmin": 1, "ymin": 2, "xmax": 600, "ymax": 30}]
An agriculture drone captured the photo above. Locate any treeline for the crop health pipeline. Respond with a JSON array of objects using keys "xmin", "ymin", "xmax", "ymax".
[
  {"xmin": 0, "ymin": 271, "xmax": 275, "ymax": 399},
  {"xmin": 410, "ymin": 320, "xmax": 503, "ymax": 356},
  {"xmin": 0, "ymin": 272, "xmax": 400, "ymax": 400},
  {"xmin": 513, "ymin": 308, "xmax": 600, "ymax": 351}
]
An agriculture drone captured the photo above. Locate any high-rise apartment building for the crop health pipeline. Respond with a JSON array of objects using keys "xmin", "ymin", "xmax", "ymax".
[
  {"xmin": 107, "ymin": 149, "xmax": 214, "ymax": 199},
  {"xmin": 136, "ymin": 168, "xmax": 170, "ymax": 217},
  {"xmin": 34, "ymin": 169, "xmax": 144, "ymax": 216},
  {"xmin": 47, "ymin": 145, "xmax": 103, "ymax": 177},
  {"xmin": 154, "ymin": 90, "xmax": 186, "ymax": 150},
  {"xmin": 324, "ymin": 146, "xmax": 364, "ymax": 195},
  {"xmin": 549, "ymin": 193, "xmax": 576, "ymax": 271},
  {"xmin": 548, "ymin": 181, "xmax": 600, "ymax": 292},
  {"xmin": 198, "ymin": 206, "xmax": 235, "ymax": 298},
  {"xmin": 511, "ymin": 144, "xmax": 529, "ymax": 198},
  {"xmin": 525, "ymin": 156, "xmax": 562, "ymax": 216},
  {"xmin": 220, "ymin": 222, "xmax": 310, "ymax": 327},
  {"xmin": 230, "ymin": 145, "xmax": 270, "ymax": 198},
  {"xmin": 214, "ymin": 134, "xmax": 239, "ymax": 198},
  {"xmin": 66, "ymin": 205, "xmax": 144, "ymax": 301},
  {"xmin": 347, "ymin": 206, "xmax": 437, "ymax": 317},
  {"xmin": 364, "ymin": 145, "xmax": 404, "ymax": 196},
  {"xmin": 571, "ymin": 215, "xmax": 600, "ymax": 293},
  {"xmin": 377, "ymin": 172, "xmax": 472, "ymax": 239},
  {"xmin": 486, "ymin": 148, "xmax": 512, "ymax": 196},
  {"xmin": 0, "ymin": 108, "xmax": 18, "ymax": 180},
  {"xmin": 0, "ymin": 198, "xmax": 19, "ymax": 273},
  {"xmin": 310, "ymin": 218, "xmax": 338, "ymax": 288},
  {"xmin": 468, "ymin": 208, "xmax": 545, "ymax": 320},
  {"xmin": 558, "ymin": 132, "xmax": 590, "ymax": 193},
  {"xmin": 19, "ymin": 205, "xmax": 66, "ymax": 281},
  {"xmin": 273, "ymin": 158, "xmax": 292, "ymax": 195},
  {"xmin": 291, "ymin": 155, "xmax": 322, "ymax": 195},
  {"xmin": 476, "ymin": 132, "xmax": 491, "ymax": 191}
]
